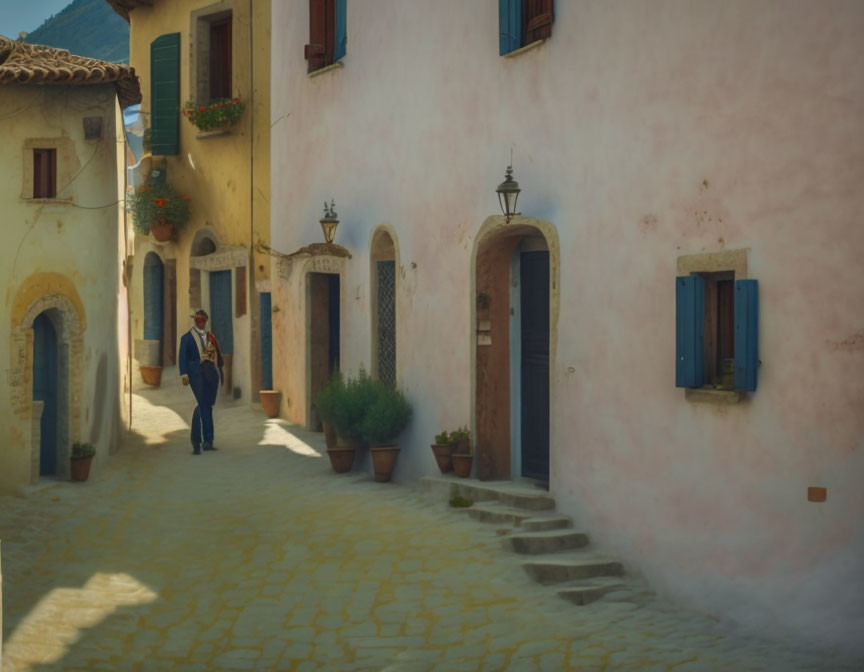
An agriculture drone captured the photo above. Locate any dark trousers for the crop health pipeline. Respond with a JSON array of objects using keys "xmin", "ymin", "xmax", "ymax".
[{"xmin": 189, "ymin": 362, "xmax": 219, "ymax": 446}]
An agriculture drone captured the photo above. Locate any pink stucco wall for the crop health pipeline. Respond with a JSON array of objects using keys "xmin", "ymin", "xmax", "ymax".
[{"xmin": 271, "ymin": 0, "xmax": 864, "ymax": 654}]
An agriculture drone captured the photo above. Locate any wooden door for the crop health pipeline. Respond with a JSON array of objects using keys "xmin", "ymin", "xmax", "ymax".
[
  {"xmin": 520, "ymin": 251, "xmax": 550, "ymax": 482},
  {"xmin": 33, "ymin": 313, "xmax": 59, "ymax": 476}
]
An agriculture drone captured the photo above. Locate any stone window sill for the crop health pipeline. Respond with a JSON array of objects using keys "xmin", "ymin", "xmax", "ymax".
[
  {"xmin": 196, "ymin": 128, "xmax": 231, "ymax": 140},
  {"xmin": 308, "ymin": 61, "xmax": 344, "ymax": 78},
  {"xmin": 685, "ymin": 388, "xmax": 743, "ymax": 405},
  {"xmin": 23, "ymin": 198, "xmax": 73, "ymax": 205},
  {"xmin": 504, "ymin": 39, "xmax": 546, "ymax": 58}
]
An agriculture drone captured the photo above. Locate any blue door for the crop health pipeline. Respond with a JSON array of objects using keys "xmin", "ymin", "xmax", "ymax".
[
  {"xmin": 209, "ymin": 270, "xmax": 233, "ymax": 354},
  {"xmin": 143, "ymin": 252, "xmax": 164, "ymax": 341},
  {"xmin": 260, "ymin": 292, "xmax": 273, "ymax": 390},
  {"xmin": 33, "ymin": 312, "xmax": 58, "ymax": 476}
]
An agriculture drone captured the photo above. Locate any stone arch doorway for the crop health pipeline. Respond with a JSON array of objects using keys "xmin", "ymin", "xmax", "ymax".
[
  {"xmin": 370, "ymin": 226, "xmax": 399, "ymax": 386},
  {"xmin": 32, "ymin": 311, "xmax": 62, "ymax": 476},
  {"xmin": 471, "ymin": 216, "xmax": 559, "ymax": 483}
]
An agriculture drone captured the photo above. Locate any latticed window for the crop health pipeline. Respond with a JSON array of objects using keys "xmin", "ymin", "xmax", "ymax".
[{"xmin": 376, "ymin": 260, "xmax": 396, "ymax": 387}]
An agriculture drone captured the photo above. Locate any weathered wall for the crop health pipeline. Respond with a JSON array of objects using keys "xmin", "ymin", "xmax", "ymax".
[
  {"xmin": 270, "ymin": 0, "xmax": 864, "ymax": 655},
  {"xmin": 127, "ymin": 0, "xmax": 270, "ymax": 399},
  {"xmin": 0, "ymin": 85, "xmax": 124, "ymax": 493}
]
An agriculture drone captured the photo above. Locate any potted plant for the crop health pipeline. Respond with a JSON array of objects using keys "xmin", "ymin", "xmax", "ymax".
[
  {"xmin": 315, "ymin": 372, "xmax": 350, "ymax": 471},
  {"xmin": 361, "ymin": 383, "xmax": 413, "ymax": 483},
  {"xmin": 183, "ymin": 97, "xmax": 245, "ymax": 134},
  {"xmin": 430, "ymin": 430, "xmax": 455, "ymax": 473},
  {"xmin": 259, "ymin": 390, "xmax": 281, "ymax": 418},
  {"xmin": 128, "ymin": 182, "xmax": 191, "ymax": 242},
  {"xmin": 70, "ymin": 442, "xmax": 95, "ymax": 482},
  {"xmin": 450, "ymin": 426, "xmax": 473, "ymax": 478}
]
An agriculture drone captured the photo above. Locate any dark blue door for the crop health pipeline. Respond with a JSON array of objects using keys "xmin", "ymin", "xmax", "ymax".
[
  {"xmin": 520, "ymin": 251, "xmax": 550, "ymax": 482},
  {"xmin": 209, "ymin": 270, "xmax": 233, "ymax": 354},
  {"xmin": 33, "ymin": 313, "xmax": 58, "ymax": 476},
  {"xmin": 260, "ymin": 292, "xmax": 273, "ymax": 390},
  {"xmin": 143, "ymin": 252, "xmax": 164, "ymax": 341}
]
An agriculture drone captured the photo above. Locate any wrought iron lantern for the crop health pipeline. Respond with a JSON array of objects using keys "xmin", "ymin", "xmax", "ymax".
[
  {"xmin": 320, "ymin": 199, "xmax": 339, "ymax": 244},
  {"xmin": 496, "ymin": 165, "xmax": 521, "ymax": 223}
]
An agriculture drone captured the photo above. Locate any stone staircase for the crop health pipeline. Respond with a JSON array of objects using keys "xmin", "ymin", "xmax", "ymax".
[{"xmin": 420, "ymin": 475, "xmax": 634, "ymax": 607}]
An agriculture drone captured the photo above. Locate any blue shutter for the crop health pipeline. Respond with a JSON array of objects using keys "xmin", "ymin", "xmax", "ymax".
[
  {"xmin": 260, "ymin": 292, "xmax": 273, "ymax": 390},
  {"xmin": 734, "ymin": 279, "xmax": 759, "ymax": 391},
  {"xmin": 499, "ymin": 0, "xmax": 522, "ymax": 55},
  {"xmin": 333, "ymin": 0, "xmax": 347, "ymax": 62},
  {"xmin": 150, "ymin": 33, "xmax": 180, "ymax": 156},
  {"xmin": 209, "ymin": 270, "xmax": 234, "ymax": 355},
  {"xmin": 676, "ymin": 275, "xmax": 704, "ymax": 388}
]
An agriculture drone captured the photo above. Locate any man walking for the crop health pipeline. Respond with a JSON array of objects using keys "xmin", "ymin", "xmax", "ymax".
[{"xmin": 179, "ymin": 309, "xmax": 223, "ymax": 454}]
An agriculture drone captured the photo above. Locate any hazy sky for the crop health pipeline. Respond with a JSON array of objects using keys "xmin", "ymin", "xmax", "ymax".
[{"xmin": 0, "ymin": 0, "xmax": 72, "ymax": 39}]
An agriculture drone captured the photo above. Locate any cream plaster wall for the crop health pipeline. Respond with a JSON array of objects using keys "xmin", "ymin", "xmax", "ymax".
[
  {"xmin": 126, "ymin": 0, "xmax": 270, "ymax": 400},
  {"xmin": 0, "ymin": 85, "xmax": 125, "ymax": 493},
  {"xmin": 270, "ymin": 0, "xmax": 864, "ymax": 656}
]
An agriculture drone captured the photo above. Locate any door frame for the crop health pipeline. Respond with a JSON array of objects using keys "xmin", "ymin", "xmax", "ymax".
[
  {"xmin": 471, "ymin": 215, "xmax": 559, "ymax": 482},
  {"xmin": 305, "ymin": 270, "xmax": 342, "ymax": 430}
]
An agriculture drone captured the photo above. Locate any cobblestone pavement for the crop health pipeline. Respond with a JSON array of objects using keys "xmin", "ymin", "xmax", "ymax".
[{"xmin": 0, "ymin": 377, "xmax": 858, "ymax": 671}]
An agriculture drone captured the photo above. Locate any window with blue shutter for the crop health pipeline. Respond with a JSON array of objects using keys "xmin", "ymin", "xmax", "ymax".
[
  {"xmin": 734, "ymin": 280, "xmax": 759, "ymax": 391},
  {"xmin": 500, "ymin": 0, "xmax": 554, "ymax": 55},
  {"xmin": 305, "ymin": 0, "xmax": 346, "ymax": 72},
  {"xmin": 334, "ymin": 0, "xmax": 347, "ymax": 62},
  {"xmin": 260, "ymin": 292, "xmax": 273, "ymax": 391},
  {"xmin": 676, "ymin": 275, "xmax": 705, "ymax": 389},
  {"xmin": 150, "ymin": 33, "xmax": 180, "ymax": 156}
]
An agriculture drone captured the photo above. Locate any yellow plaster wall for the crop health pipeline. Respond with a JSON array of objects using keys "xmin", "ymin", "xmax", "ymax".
[
  {"xmin": 0, "ymin": 85, "xmax": 124, "ymax": 494},
  {"xmin": 127, "ymin": 0, "xmax": 271, "ymax": 398}
]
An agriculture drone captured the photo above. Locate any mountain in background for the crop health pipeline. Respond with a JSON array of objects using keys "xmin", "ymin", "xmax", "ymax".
[{"xmin": 25, "ymin": 0, "xmax": 129, "ymax": 63}]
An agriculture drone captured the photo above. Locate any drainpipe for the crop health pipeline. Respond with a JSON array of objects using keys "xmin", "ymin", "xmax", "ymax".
[{"xmin": 248, "ymin": 0, "xmax": 259, "ymax": 401}]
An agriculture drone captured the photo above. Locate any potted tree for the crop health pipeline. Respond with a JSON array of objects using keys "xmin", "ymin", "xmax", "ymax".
[
  {"xmin": 361, "ymin": 383, "xmax": 413, "ymax": 483},
  {"xmin": 450, "ymin": 426, "xmax": 473, "ymax": 478},
  {"xmin": 430, "ymin": 430, "xmax": 455, "ymax": 473},
  {"xmin": 323, "ymin": 368, "xmax": 377, "ymax": 473},
  {"xmin": 129, "ymin": 182, "xmax": 191, "ymax": 242},
  {"xmin": 70, "ymin": 442, "xmax": 96, "ymax": 482}
]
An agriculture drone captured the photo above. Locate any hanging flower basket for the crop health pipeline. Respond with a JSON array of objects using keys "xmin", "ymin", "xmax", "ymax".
[
  {"xmin": 183, "ymin": 97, "xmax": 245, "ymax": 132},
  {"xmin": 128, "ymin": 183, "xmax": 191, "ymax": 239}
]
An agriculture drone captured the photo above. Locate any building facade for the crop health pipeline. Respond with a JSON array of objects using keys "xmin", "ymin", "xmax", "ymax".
[
  {"xmin": 270, "ymin": 0, "xmax": 864, "ymax": 655},
  {"xmin": 0, "ymin": 36, "xmax": 140, "ymax": 493},
  {"xmin": 108, "ymin": 0, "xmax": 271, "ymax": 401}
]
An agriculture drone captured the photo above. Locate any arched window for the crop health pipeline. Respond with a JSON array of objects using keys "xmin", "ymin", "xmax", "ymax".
[{"xmin": 370, "ymin": 228, "xmax": 397, "ymax": 387}]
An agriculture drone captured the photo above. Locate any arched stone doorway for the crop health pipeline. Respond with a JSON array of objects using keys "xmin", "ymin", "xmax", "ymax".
[
  {"xmin": 370, "ymin": 226, "xmax": 399, "ymax": 386},
  {"xmin": 471, "ymin": 216, "xmax": 559, "ymax": 483}
]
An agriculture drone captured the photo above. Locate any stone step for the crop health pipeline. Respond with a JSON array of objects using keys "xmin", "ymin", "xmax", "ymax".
[
  {"xmin": 420, "ymin": 476, "xmax": 556, "ymax": 511},
  {"xmin": 505, "ymin": 529, "xmax": 589, "ymax": 555},
  {"xmin": 521, "ymin": 515, "xmax": 573, "ymax": 532},
  {"xmin": 556, "ymin": 577, "xmax": 627, "ymax": 606},
  {"xmin": 522, "ymin": 554, "xmax": 625, "ymax": 585},
  {"xmin": 464, "ymin": 502, "xmax": 535, "ymax": 526}
]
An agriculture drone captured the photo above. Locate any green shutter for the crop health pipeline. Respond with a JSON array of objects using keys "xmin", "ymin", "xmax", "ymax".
[
  {"xmin": 150, "ymin": 33, "xmax": 180, "ymax": 156},
  {"xmin": 734, "ymin": 279, "xmax": 759, "ymax": 392}
]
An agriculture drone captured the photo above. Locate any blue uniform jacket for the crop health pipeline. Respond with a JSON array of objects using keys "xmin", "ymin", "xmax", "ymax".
[{"xmin": 179, "ymin": 329, "xmax": 224, "ymax": 383}]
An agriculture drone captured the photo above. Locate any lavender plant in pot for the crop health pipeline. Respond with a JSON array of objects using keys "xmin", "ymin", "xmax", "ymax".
[{"xmin": 360, "ymin": 383, "xmax": 413, "ymax": 483}]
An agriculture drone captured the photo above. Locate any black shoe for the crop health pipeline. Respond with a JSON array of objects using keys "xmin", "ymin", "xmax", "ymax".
[
  {"xmin": 192, "ymin": 445, "xmax": 202, "ymax": 455},
  {"xmin": 203, "ymin": 443, "xmax": 217, "ymax": 451}
]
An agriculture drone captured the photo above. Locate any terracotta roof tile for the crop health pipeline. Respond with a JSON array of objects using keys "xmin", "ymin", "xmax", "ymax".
[{"xmin": 0, "ymin": 35, "xmax": 141, "ymax": 108}]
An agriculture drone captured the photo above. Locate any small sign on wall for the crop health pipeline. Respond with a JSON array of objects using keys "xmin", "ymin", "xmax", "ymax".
[{"xmin": 478, "ymin": 333, "xmax": 492, "ymax": 346}]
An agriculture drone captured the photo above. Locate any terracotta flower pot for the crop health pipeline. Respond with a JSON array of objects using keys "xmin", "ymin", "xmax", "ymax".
[
  {"xmin": 326, "ymin": 446, "xmax": 356, "ymax": 473},
  {"xmin": 370, "ymin": 444, "xmax": 400, "ymax": 482},
  {"xmin": 322, "ymin": 422, "xmax": 338, "ymax": 450},
  {"xmin": 259, "ymin": 390, "xmax": 281, "ymax": 418},
  {"xmin": 452, "ymin": 453, "xmax": 473, "ymax": 478},
  {"xmin": 139, "ymin": 365, "xmax": 162, "ymax": 387},
  {"xmin": 150, "ymin": 219, "xmax": 174, "ymax": 242},
  {"xmin": 430, "ymin": 443, "xmax": 454, "ymax": 473},
  {"xmin": 70, "ymin": 456, "xmax": 93, "ymax": 482}
]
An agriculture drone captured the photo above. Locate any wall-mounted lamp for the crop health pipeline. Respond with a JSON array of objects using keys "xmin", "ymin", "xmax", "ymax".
[
  {"xmin": 320, "ymin": 199, "xmax": 339, "ymax": 243},
  {"xmin": 496, "ymin": 165, "xmax": 521, "ymax": 223}
]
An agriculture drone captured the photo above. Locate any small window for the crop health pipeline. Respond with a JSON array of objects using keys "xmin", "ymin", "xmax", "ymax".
[
  {"xmin": 33, "ymin": 148, "xmax": 57, "ymax": 199},
  {"xmin": 193, "ymin": 10, "xmax": 233, "ymax": 105},
  {"xmin": 304, "ymin": 0, "xmax": 346, "ymax": 73},
  {"xmin": 676, "ymin": 274, "xmax": 759, "ymax": 392},
  {"xmin": 500, "ymin": 0, "xmax": 555, "ymax": 56}
]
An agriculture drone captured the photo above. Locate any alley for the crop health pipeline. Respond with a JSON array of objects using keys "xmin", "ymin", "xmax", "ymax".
[{"xmin": 0, "ymin": 378, "xmax": 855, "ymax": 672}]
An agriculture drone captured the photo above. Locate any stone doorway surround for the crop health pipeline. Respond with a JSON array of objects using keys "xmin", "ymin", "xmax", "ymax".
[
  {"xmin": 470, "ymin": 216, "xmax": 559, "ymax": 481},
  {"xmin": 273, "ymin": 243, "xmax": 351, "ymax": 428},
  {"xmin": 9, "ymin": 274, "xmax": 87, "ymax": 484}
]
